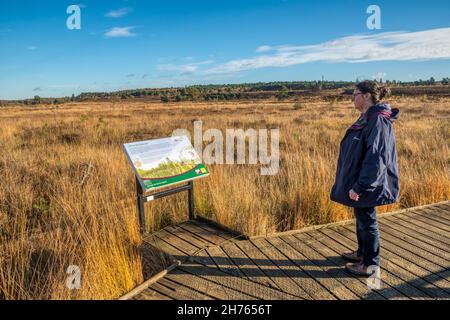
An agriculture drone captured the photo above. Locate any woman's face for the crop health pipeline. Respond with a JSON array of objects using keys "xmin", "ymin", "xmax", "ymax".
[{"xmin": 352, "ymin": 88, "xmax": 370, "ymax": 112}]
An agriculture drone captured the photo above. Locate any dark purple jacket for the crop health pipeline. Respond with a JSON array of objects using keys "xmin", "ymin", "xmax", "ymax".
[{"xmin": 330, "ymin": 103, "xmax": 400, "ymax": 208}]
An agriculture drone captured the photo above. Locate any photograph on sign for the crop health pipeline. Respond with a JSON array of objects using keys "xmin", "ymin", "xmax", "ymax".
[{"xmin": 123, "ymin": 135, "xmax": 209, "ymax": 191}]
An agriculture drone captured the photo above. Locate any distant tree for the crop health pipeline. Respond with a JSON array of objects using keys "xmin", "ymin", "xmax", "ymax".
[
  {"xmin": 186, "ymin": 87, "xmax": 202, "ymax": 101},
  {"xmin": 33, "ymin": 95, "xmax": 41, "ymax": 104},
  {"xmin": 277, "ymin": 86, "xmax": 289, "ymax": 100},
  {"xmin": 71, "ymin": 93, "xmax": 75, "ymax": 101},
  {"xmin": 442, "ymin": 78, "xmax": 449, "ymax": 85},
  {"xmin": 429, "ymin": 77, "xmax": 436, "ymax": 85}
]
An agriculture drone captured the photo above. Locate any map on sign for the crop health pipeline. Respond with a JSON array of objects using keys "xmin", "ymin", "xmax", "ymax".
[{"xmin": 123, "ymin": 135, "xmax": 209, "ymax": 191}]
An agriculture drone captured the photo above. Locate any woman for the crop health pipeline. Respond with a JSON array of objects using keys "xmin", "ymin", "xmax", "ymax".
[{"xmin": 330, "ymin": 80, "xmax": 400, "ymax": 276}]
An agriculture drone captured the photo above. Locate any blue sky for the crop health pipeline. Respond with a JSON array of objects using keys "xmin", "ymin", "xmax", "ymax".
[{"xmin": 1, "ymin": 0, "xmax": 450, "ymax": 99}]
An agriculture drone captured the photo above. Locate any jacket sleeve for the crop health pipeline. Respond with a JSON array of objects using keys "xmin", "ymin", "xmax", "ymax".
[{"xmin": 351, "ymin": 115, "xmax": 390, "ymax": 195}]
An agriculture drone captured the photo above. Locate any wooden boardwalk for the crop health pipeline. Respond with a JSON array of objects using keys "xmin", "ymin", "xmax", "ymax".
[{"xmin": 126, "ymin": 201, "xmax": 450, "ymax": 300}]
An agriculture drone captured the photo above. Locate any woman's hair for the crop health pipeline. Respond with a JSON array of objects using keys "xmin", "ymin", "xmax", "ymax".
[{"xmin": 355, "ymin": 80, "xmax": 391, "ymax": 104}]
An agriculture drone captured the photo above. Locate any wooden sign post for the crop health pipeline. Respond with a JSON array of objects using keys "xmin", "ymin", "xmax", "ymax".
[
  {"xmin": 124, "ymin": 135, "xmax": 208, "ymax": 233},
  {"xmin": 135, "ymin": 177, "xmax": 195, "ymax": 233}
]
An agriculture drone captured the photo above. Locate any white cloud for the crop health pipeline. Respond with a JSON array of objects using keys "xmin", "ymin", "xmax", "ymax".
[
  {"xmin": 256, "ymin": 45, "xmax": 272, "ymax": 53},
  {"xmin": 104, "ymin": 26, "xmax": 136, "ymax": 38},
  {"xmin": 193, "ymin": 27, "xmax": 450, "ymax": 75},
  {"xmin": 105, "ymin": 7, "xmax": 132, "ymax": 18},
  {"xmin": 157, "ymin": 60, "xmax": 214, "ymax": 74}
]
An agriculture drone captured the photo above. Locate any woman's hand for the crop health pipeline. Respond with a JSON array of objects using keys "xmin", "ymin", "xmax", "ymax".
[{"xmin": 349, "ymin": 189, "xmax": 360, "ymax": 201}]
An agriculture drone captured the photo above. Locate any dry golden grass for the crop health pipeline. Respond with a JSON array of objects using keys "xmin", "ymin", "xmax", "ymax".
[{"xmin": 0, "ymin": 95, "xmax": 449, "ymax": 299}]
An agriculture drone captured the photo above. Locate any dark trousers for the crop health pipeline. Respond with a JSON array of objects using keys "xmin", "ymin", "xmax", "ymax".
[{"xmin": 354, "ymin": 206, "xmax": 380, "ymax": 267}]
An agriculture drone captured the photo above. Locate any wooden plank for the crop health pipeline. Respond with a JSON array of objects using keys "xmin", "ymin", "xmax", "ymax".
[
  {"xmin": 146, "ymin": 231, "xmax": 217, "ymax": 269},
  {"xmin": 399, "ymin": 205, "xmax": 450, "ymax": 223},
  {"xmin": 143, "ymin": 233, "xmax": 185, "ymax": 258},
  {"xmin": 178, "ymin": 261, "xmax": 299, "ymax": 300},
  {"xmin": 220, "ymin": 242, "xmax": 282, "ymax": 290},
  {"xmin": 434, "ymin": 201, "xmax": 450, "ymax": 208},
  {"xmin": 119, "ymin": 260, "xmax": 181, "ymax": 300},
  {"xmin": 205, "ymin": 245, "xmax": 248, "ymax": 278},
  {"xmin": 434, "ymin": 202, "xmax": 450, "ymax": 214},
  {"xmin": 265, "ymin": 236, "xmax": 347, "ymax": 300},
  {"xmin": 393, "ymin": 213, "xmax": 450, "ymax": 241},
  {"xmin": 415, "ymin": 208, "xmax": 450, "ymax": 226},
  {"xmin": 322, "ymin": 228, "xmax": 446, "ymax": 299},
  {"xmin": 234, "ymin": 240, "xmax": 309, "ymax": 299},
  {"xmin": 338, "ymin": 226, "xmax": 450, "ymax": 278},
  {"xmin": 312, "ymin": 230, "xmax": 417, "ymax": 300},
  {"xmin": 165, "ymin": 267, "xmax": 253, "ymax": 300},
  {"xmin": 164, "ymin": 224, "xmax": 211, "ymax": 249},
  {"xmin": 148, "ymin": 282, "xmax": 198, "ymax": 300},
  {"xmin": 132, "ymin": 287, "xmax": 172, "ymax": 300},
  {"xmin": 157, "ymin": 277, "xmax": 215, "ymax": 300},
  {"xmin": 178, "ymin": 221, "xmax": 229, "ymax": 245},
  {"xmin": 383, "ymin": 215, "xmax": 450, "ymax": 247},
  {"xmin": 378, "ymin": 220, "xmax": 449, "ymax": 260},
  {"xmin": 398, "ymin": 212, "xmax": 450, "ymax": 237},
  {"xmin": 411, "ymin": 207, "xmax": 450, "ymax": 224},
  {"xmin": 332, "ymin": 225, "xmax": 450, "ymax": 296},
  {"xmin": 157, "ymin": 277, "xmax": 214, "ymax": 300},
  {"xmin": 191, "ymin": 219, "xmax": 241, "ymax": 243},
  {"xmin": 377, "ymin": 225, "xmax": 449, "ymax": 267},
  {"xmin": 314, "ymin": 229, "xmax": 431, "ymax": 300},
  {"xmin": 188, "ymin": 247, "xmax": 219, "ymax": 269},
  {"xmin": 131, "ymin": 203, "xmax": 450, "ymax": 301},
  {"xmin": 153, "ymin": 229, "xmax": 199, "ymax": 256},
  {"xmin": 288, "ymin": 232, "xmax": 385, "ymax": 300},
  {"xmin": 415, "ymin": 204, "xmax": 450, "ymax": 217},
  {"xmin": 341, "ymin": 223, "xmax": 449, "ymax": 271},
  {"xmin": 422, "ymin": 205, "xmax": 450, "ymax": 218},
  {"xmin": 252, "ymin": 238, "xmax": 334, "ymax": 300},
  {"xmin": 196, "ymin": 215, "xmax": 249, "ymax": 240},
  {"xmin": 378, "ymin": 216, "xmax": 449, "ymax": 252}
]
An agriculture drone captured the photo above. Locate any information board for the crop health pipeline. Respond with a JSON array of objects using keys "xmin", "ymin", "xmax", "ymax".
[{"xmin": 123, "ymin": 135, "xmax": 209, "ymax": 191}]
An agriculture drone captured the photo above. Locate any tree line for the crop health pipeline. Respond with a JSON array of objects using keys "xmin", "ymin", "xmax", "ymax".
[{"xmin": 1, "ymin": 78, "xmax": 449, "ymax": 106}]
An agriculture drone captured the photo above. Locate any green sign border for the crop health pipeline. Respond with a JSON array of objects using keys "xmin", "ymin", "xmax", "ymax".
[{"xmin": 141, "ymin": 162, "xmax": 209, "ymax": 191}]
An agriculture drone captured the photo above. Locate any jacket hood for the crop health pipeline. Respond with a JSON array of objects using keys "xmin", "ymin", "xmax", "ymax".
[
  {"xmin": 348, "ymin": 103, "xmax": 399, "ymax": 130},
  {"xmin": 366, "ymin": 103, "xmax": 400, "ymax": 123}
]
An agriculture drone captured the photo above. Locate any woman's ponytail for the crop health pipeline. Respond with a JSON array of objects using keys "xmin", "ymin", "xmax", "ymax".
[{"xmin": 379, "ymin": 86, "xmax": 391, "ymax": 101}]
